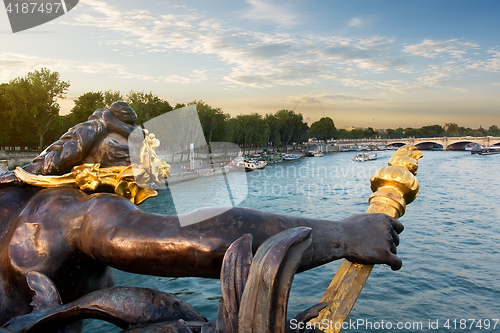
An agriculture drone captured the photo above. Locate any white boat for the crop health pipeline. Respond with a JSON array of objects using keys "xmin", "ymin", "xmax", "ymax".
[
  {"xmin": 283, "ymin": 154, "xmax": 301, "ymax": 161},
  {"xmin": 353, "ymin": 153, "xmax": 368, "ymax": 161},
  {"xmin": 353, "ymin": 153, "xmax": 377, "ymax": 162},
  {"xmin": 314, "ymin": 151, "xmax": 324, "ymax": 157},
  {"xmin": 465, "ymin": 143, "xmax": 479, "ymax": 151}
]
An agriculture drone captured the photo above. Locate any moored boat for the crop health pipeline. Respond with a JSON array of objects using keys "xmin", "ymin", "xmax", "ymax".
[
  {"xmin": 306, "ymin": 151, "xmax": 315, "ymax": 157},
  {"xmin": 314, "ymin": 151, "xmax": 324, "ymax": 157},
  {"xmin": 244, "ymin": 159, "xmax": 267, "ymax": 171},
  {"xmin": 283, "ymin": 154, "xmax": 301, "ymax": 161},
  {"xmin": 471, "ymin": 146, "xmax": 500, "ymax": 155}
]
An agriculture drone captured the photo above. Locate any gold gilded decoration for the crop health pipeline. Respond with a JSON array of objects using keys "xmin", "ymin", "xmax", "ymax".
[
  {"xmin": 135, "ymin": 130, "xmax": 171, "ymax": 187},
  {"xmin": 311, "ymin": 145, "xmax": 423, "ymax": 332},
  {"xmin": 14, "ymin": 130, "xmax": 171, "ymax": 205},
  {"xmin": 388, "ymin": 145, "xmax": 423, "ymax": 175}
]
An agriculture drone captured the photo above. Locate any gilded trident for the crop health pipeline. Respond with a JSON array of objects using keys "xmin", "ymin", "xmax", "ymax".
[{"xmin": 310, "ymin": 146, "xmax": 423, "ymax": 332}]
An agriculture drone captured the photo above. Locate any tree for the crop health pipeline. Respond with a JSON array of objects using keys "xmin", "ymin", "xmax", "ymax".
[
  {"xmin": 363, "ymin": 127, "xmax": 376, "ymax": 139},
  {"xmin": 337, "ymin": 129, "xmax": 348, "ymax": 139},
  {"xmin": 404, "ymin": 127, "xmax": 418, "ymax": 138},
  {"xmin": 70, "ymin": 91, "xmax": 105, "ymax": 124},
  {"xmin": 127, "ymin": 91, "xmax": 172, "ymax": 126},
  {"xmin": 0, "ymin": 83, "xmax": 12, "ymax": 147},
  {"xmin": 189, "ymin": 100, "xmax": 229, "ymax": 144},
  {"xmin": 264, "ymin": 113, "xmax": 281, "ymax": 150},
  {"xmin": 69, "ymin": 90, "xmax": 123, "ymax": 126},
  {"xmin": 309, "ymin": 117, "xmax": 337, "ymax": 141},
  {"xmin": 487, "ymin": 125, "xmax": 500, "ymax": 136},
  {"xmin": 445, "ymin": 123, "xmax": 463, "ymax": 137},
  {"xmin": 385, "ymin": 127, "xmax": 405, "ymax": 139},
  {"xmin": 420, "ymin": 125, "xmax": 445, "ymax": 138},
  {"xmin": 274, "ymin": 110, "xmax": 307, "ymax": 151},
  {"xmin": 104, "ymin": 90, "xmax": 123, "ymax": 108},
  {"xmin": 5, "ymin": 68, "xmax": 69, "ymax": 151},
  {"xmin": 234, "ymin": 113, "xmax": 268, "ymax": 153}
]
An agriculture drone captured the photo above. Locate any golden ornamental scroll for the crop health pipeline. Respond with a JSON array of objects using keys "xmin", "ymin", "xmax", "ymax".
[{"xmin": 310, "ymin": 146, "xmax": 423, "ymax": 332}]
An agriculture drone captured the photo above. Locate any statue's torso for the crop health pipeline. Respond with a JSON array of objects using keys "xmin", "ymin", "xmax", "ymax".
[{"xmin": 0, "ymin": 187, "xmax": 114, "ymax": 325}]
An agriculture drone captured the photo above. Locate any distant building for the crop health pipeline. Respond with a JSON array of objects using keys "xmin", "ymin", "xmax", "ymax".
[
  {"xmin": 340, "ymin": 126, "xmax": 364, "ymax": 131},
  {"xmin": 340, "ymin": 126, "xmax": 385, "ymax": 134}
]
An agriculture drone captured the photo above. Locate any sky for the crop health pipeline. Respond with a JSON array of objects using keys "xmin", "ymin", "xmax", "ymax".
[{"xmin": 1, "ymin": 0, "xmax": 499, "ymax": 129}]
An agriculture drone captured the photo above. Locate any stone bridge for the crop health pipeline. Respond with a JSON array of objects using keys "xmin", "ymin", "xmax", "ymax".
[{"xmin": 385, "ymin": 136, "xmax": 500, "ymax": 150}]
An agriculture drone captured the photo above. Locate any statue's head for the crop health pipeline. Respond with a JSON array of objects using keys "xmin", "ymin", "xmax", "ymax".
[{"xmin": 109, "ymin": 101, "xmax": 138, "ymax": 125}]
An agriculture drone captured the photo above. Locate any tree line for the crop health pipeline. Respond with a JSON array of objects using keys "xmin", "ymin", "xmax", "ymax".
[{"xmin": 1, "ymin": 68, "xmax": 499, "ymax": 152}]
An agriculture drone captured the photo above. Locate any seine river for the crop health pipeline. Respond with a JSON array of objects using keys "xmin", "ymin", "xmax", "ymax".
[{"xmin": 87, "ymin": 150, "xmax": 500, "ymax": 332}]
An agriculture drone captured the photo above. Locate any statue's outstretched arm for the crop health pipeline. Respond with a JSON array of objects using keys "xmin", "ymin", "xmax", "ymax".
[{"xmin": 74, "ymin": 194, "xmax": 403, "ymax": 279}]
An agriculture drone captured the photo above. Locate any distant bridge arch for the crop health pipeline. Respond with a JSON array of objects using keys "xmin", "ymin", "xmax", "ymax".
[{"xmin": 385, "ymin": 137, "xmax": 500, "ymax": 150}]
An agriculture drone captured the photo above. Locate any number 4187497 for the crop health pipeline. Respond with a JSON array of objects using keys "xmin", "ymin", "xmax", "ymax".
[
  {"xmin": 444, "ymin": 319, "xmax": 499, "ymax": 330},
  {"xmin": 5, "ymin": 2, "xmax": 62, "ymax": 14}
]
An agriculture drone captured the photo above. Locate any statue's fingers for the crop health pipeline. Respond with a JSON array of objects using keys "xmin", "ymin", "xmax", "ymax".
[
  {"xmin": 390, "ymin": 228, "xmax": 399, "ymax": 246},
  {"xmin": 390, "ymin": 218, "xmax": 404, "ymax": 234},
  {"xmin": 386, "ymin": 253, "xmax": 402, "ymax": 271},
  {"xmin": 389, "ymin": 240, "xmax": 397, "ymax": 255}
]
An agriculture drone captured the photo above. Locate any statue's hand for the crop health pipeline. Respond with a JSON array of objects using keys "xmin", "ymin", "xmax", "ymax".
[{"xmin": 340, "ymin": 213, "xmax": 404, "ymax": 270}]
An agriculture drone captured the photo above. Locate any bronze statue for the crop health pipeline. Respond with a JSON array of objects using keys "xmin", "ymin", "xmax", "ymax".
[{"xmin": 0, "ymin": 102, "xmax": 404, "ymax": 332}]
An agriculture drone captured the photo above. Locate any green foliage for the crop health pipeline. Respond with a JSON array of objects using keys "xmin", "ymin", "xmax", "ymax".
[
  {"xmin": 104, "ymin": 90, "xmax": 123, "ymax": 108},
  {"xmin": 234, "ymin": 113, "xmax": 269, "ymax": 150},
  {"xmin": 69, "ymin": 90, "xmax": 123, "ymax": 125},
  {"xmin": 273, "ymin": 110, "xmax": 308, "ymax": 150},
  {"xmin": 70, "ymin": 91, "xmax": 105, "ymax": 124},
  {"xmin": 0, "ymin": 83, "xmax": 12, "ymax": 146},
  {"xmin": 309, "ymin": 117, "xmax": 337, "ymax": 141},
  {"xmin": 3, "ymin": 68, "xmax": 69, "ymax": 151},
  {"xmin": 385, "ymin": 128, "xmax": 405, "ymax": 139},
  {"xmin": 126, "ymin": 91, "xmax": 172, "ymax": 126},
  {"xmin": 188, "ymin": 100, "xmax": 229, "ymax": 143},
  {"xmin": 488, "ymin": 125, "xmax": 500, "ymax": 136},
  {"xmin": 173, "ymin": 103, "xmax": 186, "ymax": 110}
]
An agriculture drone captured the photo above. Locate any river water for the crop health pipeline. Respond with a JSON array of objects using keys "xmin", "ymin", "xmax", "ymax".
[{"xmin": 87, "ymin": 150, "xmax": 500, "ymax": 332}]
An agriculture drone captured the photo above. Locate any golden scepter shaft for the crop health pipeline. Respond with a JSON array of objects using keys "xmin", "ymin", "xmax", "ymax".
[{"xmin": 310, "ymin": 146, "xmax": 423, "ymax": 332}]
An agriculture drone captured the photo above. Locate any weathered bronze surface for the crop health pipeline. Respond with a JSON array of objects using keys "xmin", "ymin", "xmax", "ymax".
[
  {"xmin": 6, "ymin": 271, "xmax": 206, "ymax": 333},
  {"xmin": 0, "ymin": 102, "xmax": 405, "ymax": 332}
]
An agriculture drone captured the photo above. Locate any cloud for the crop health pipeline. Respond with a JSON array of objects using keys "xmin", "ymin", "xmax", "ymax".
[
  {"xmin": 4, "ymin": 1, "xmax": 493, "ymax": 95},
  {"xmin": 467, "ymin": 50, "xmax": 500, "ymax": 72},
  {"xmin": 338, "ymin": 61, "xmax": 461, "ymax": 93},
  {"xmin": 241, "ymin": 0, "xmax": 297, "ymax": 27},
  {"xmin": 348, "ymin": 17, "xmax": 363, "ymax": 27},
  {"xmin": 58, "ymin": 1, "xmax": 408, "ymax": 88},
  {"xmin": 313, "ymin": 94, "xmax": 377, "ymax": 102},
  {"xmin": 403, "ymin": 39, "xmax": 479, "ymax": 59},
  {"xmin": 0, "ymin": 52, "xmax": 159, "ymax": 82}
]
